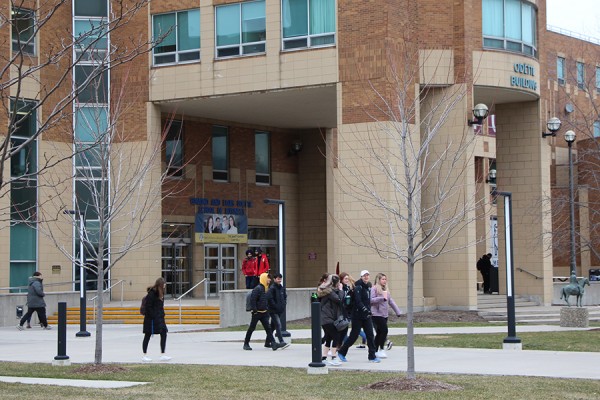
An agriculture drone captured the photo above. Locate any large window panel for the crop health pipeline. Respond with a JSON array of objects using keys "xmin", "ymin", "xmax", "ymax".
[
  {"xmin": 596, "ymin": 67, "xmax": 600, "ymax": 92},
  {"xmin": 216, "ymin": 1, "xmax": 265, "ymax": 58},
  {"xmin": 75, "ymin": 65, "xmax": 108, "ymax": 104},
  {"xmin": 255, "ymin": 131, "xmax": 270, "ymax": 185},
  {"xmin": 557, "ymin": 57, "xmax": 565, "ymax": 85},
  {"xmin": 577, "ymin": 62, "xmax": 585, "ymax": 89},
  {"xmin": 10, "ymin": 138, "xmax": 36, "ymax": 177},
  {"xmin": 282, "ymin": 0, "xmax": 335, "ymax": 50},
  {"xmin": 153, "ymin": 10, "xmax": 200, "ymax": 65},
  {"xmin": 11, "ymin": 180, "xmax": 36, "ymax": 221},
  {"xmin": 76, "ymin": 180, "xmax": 108, "ymax": 219},
  {"xmin": 482, "ymin": 0, "xmax": 537, "ymax": 57},
  {"xmin": 74, "ymin": 19, "xmax": 108, "ymax": 61},
  {"xmin": 74, "ymin": 0, "xmax": 108, "ymax": 17},
  {"xmin": 10, "ymin": 223, "xmax": 36, "ymax": 260},
  {"xmin": 75, "ymin": 106, "xmax": 108, "ymax": 142},
  {"xmin": 165, "ymin": 120, "xmax": 183, "ymax": 177},
  {"xmin": 594, "ymin": 121, "xmax": 600, "ymax": 138},
  {"xmin": 10, "ymin": 262, "xmax": 36, "ymax": 293},
  {"xmin": 12, "ymin": 8, "xmax": 35, "ymax": 55},
  {"xmin": 212, "ymin": 126, "xmax": 229, "ymax": 181}
]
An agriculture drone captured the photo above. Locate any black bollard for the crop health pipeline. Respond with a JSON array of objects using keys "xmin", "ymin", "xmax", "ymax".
[
  {"xmin": 54, "ymin": 302, "xmax": 69, "ymax": 362},
  {"xmin": 308, "ymin": 301, "xmax": 325, "ymax": 368}
]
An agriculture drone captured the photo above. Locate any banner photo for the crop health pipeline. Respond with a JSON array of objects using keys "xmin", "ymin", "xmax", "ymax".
[{"xmin": 195, "ymin": 213, "xmax": 248, "ymax": 243}]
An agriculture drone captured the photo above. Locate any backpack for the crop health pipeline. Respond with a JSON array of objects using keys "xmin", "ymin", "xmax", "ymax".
[
  {"xmin": 140, "ymin": 295, "xmax": 148, "ymax": 315},
  {"xmin": 245, "ymin": 291, "xmax": 253, "ymax": 312},
  {"xmin": 476, "ymin": 258, "xmax": 484, "ymax": 271}
]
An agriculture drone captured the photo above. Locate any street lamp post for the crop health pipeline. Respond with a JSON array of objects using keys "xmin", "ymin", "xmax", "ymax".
[
  {"xmin": 565, "ymin": 130, "xmax": 577, "ymax": 281},
  {"xmin": 263, "ymin": 199, "xmax": 290, "ymax": 337},
  {"xmin": 64, "ymin": 210, "xmax": 91, "ymax": 337},
  {"xmin": 496, "ymin": 192, "xmax": 521, "ymax": 349}
]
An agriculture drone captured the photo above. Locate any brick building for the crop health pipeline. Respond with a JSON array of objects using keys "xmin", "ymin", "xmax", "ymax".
[{"xmin": 2, "ymin": 0, "xmax": 599, "ymax": 309}]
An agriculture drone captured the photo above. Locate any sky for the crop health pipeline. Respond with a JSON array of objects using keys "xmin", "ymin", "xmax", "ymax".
[{"xmin": 546, "ymin": 0, "xmax": 600, "ymax": 41}]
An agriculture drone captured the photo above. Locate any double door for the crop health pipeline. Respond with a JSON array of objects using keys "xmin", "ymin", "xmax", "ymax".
[{"xmin": 204, "ymin": 244, "xmax": 237, "ymax": 296}]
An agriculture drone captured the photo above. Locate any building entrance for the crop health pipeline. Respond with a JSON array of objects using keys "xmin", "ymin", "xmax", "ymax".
[
  {"xmin": 161, "ymin": 224, "xmax": 192, "ymax": 298},
  {"xmin": 204, "ymin": 244, "xmax": 238, "ymax": 296}
]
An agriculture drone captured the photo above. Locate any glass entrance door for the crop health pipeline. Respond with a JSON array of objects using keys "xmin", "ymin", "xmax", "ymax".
[{"xmin": 204, "ymin": 244, "xmax": 237, "ymax": 296}]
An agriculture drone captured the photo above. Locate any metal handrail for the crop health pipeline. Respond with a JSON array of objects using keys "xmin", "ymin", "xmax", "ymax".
[
  {"xmin": 89, "ymin": 280, "xmax": 125, "ymax": 323},
  {"xmin": 175, "ymin": 278, "xmax": 208, "ymax": 325},
  {"xmin": 516, "ymin": 267, "xmax": 542, "ymax": 280}
]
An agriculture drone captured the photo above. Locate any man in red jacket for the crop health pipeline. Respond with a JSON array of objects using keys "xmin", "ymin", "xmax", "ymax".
[
  {"xmin": 241, "ymin": 249, "xmax": 257, "ymax": 289},
  {"xmin": 255, "ymin": 248, "xmax": 270, "ymax": 276}
]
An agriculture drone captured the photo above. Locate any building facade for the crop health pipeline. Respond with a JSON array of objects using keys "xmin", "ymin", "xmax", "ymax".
[{"xmin": 2, "ymin": 0, "xmax": 599, "ymax": 309}]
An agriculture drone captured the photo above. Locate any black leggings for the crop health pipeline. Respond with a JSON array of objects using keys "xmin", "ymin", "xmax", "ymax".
[
  {"xmin": 322, "ymin": 323, "xmax": 340, "ymax": 348},
  {"xmin": 142, "ymin": 332, "xmax": 167, "ymax": 353},
  {"xmin": 372, "ymin": 316, "xmax": 388, "ymax": 350}
]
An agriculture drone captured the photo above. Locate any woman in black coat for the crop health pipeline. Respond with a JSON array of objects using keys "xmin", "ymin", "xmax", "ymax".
[{"xmin": 142, "ymin": 277, "xmax": 171, "ymax": 362}]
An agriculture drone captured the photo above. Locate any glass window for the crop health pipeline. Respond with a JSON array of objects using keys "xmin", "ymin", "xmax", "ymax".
[
  {"xmin": 255, "ymin": 131, "xmax": 270, "ymax": 185},
  {"xmin": 74, "ymin": 0, "xmax": 108, "ymax": 17},
  {"xmin": 216, "ymin": 1, "xmax": 266, "ymax": 58},
  {"xmin": 12, "ymin": 8, "xmax": 35, "ymax": 55},
  {"xmin": 75, "ymin": 180, "xmax": 108, "ymax": 220},
  {"xmin": 212, "ymin": 126, "xmax": 229, "ymax": 181},
  {"xmin": 557, "ymin": 57, "xmax": 565, "ymax": 85},
  {"xmin": 11, "ymin": 180, "xmax": 36, "ymax": 221},
  {"xmin": 9, "ymin": 262, "xmax": 36, "ymax": 292},
  {"xmin": 75, "ymin": 65, "xmax": 108, "ymax": 104},
  {"xmin": 153, "ymin": 10, "xmax": 200, "ymax": 65},
  {"xmin": 10, "ymin": 138, "xmax": 37, "ymax": 177},
  {"xmin": 594, "ymin": 121, "xmax": 600, "ymax": 138},
  {"xmin": 577, "ymin": 62, "xmax": 585, "ymax": 89},
  {"xmin": 75, "ymin": 106, "xmax": 108, "ymax": 142},
  {"xmin": 74, "ymin": 19, "xmax": 108, "ymax": 62},
  {"xmin": 282, "ymin": 0, "xmax": 335, "ymax": 50},
  {"xmin": 482, "ymin": 0, "xmax": 537, "ymax": 57},
  {"xmin": 165, "ymin": 120, "xmax": 183, "ymax": 177},
  {"xmin": 596, "ymin": 66, "xmax": 600, "ymax": 93}
]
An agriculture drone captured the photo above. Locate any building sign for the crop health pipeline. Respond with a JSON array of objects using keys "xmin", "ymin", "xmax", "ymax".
[
  {"xmin": 510, "ymin": 63, "xmax": 537, "ymax": 91},
  {"xmin": 191, "ymin": 198, "xmax": 251, "ymax": 243}
]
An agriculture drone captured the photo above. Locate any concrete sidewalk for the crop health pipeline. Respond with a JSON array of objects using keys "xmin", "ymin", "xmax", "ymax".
[{"xmin": 0, "ymin": 322, "xmax": 598, "ymax": 387}]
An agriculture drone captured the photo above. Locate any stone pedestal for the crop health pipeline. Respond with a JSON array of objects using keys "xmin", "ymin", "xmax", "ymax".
[
  {"xmin": 52, "ymin": 359, "xmax": 71, "ymax": 366},
  {"xmin": 307, "ymin": 366, "xmax": 328, "ymax": 375},
  {"xmin": 503, "ymin": 342, "xmax": 523, "ymax": 350},
  {"xmin": 560, "ymin": 307, "xmax": 589, "ymax": 328}
]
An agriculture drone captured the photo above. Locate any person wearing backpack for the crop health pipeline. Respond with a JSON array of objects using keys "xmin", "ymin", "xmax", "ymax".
[
  {"xmin": 243, "ymin": 273, "xmax": 286, "ymax": 351},
  {"xmin": 267, "ymin": 273, "xmax": 289, "ymax": 349},
  {"xmin": 477, "ymin": 253, "xmax": 493, "ymax": 294},
  {"xmin": 142, "ymin": 277, "xmax": 171, "ymax": 363}
]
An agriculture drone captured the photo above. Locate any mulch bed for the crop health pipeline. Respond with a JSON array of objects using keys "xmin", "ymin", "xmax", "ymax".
[{"xmin": 362, "ymin": 377, "xmax": 463, "ymax": 392}]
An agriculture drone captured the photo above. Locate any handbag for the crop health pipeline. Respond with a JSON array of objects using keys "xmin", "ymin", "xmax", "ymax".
[{"xmin": 333, "ymin": 315, "xmax": 350, "ymax": 331}]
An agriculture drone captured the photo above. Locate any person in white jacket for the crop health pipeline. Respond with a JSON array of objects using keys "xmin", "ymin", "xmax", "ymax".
[{"xmin": 370, "ymin": 273, "xmax": 402, "ymax": 358}]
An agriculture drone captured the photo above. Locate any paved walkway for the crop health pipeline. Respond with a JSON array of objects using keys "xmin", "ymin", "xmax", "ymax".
[{"xmin": 0, "ymin": 322, "xmax": 597, "ymax": 388}]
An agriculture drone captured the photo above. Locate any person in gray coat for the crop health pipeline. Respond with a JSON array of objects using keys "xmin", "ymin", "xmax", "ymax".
[{"xmin": 17, "ymin": 272, "xmax": 50, "ymax": 330}]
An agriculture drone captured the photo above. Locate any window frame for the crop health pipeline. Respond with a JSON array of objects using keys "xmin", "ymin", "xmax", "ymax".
[
  {"xmin": 557, "ymin": 56, "xmax": 565, "ymax": 85},
  {"xmin": 594, "ymin": 121, "xmax": 600, "ymax": 138},
  {"xmin": 152, "ymin": 9, "xmax": 201, "ymax": 66},
  {"xmin": 255, "ymin": 131, "xmax": 270, "ymax": 185},
  {"xmin": 215, "ymin": 0, "xmax": 266, "ymax": 59},
  {"xmin": 12, "ymin": 7, "xmax": 36, "ymax": 55},
  {"xmin": 281, "ymin": 0, "xmax": 336, "ymax": 51},
  {"xmin": 482, "ymin": 0, "xmax": 538, "ymax": 58},
  {"xmin": 212, "ymin": 126, "xmax": 229, "ymax": 182}
]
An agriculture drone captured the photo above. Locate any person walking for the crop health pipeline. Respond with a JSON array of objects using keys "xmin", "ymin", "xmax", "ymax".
[
  {"xmin": 267, "ymin": 273, "xmax": 289, "ymax": 349},
  {"xmin": 477, "ymin": 253, "xmax": 493, "ymax": 294},
  {"xmin": 317, "ymin": 274, "xmax": 344, "ymax": 366},
  {"xmin": 244, "ymin": 273, "xmax": 286, "ymax": 351},
  {"xmin": 336, "ymin": 270, "xmax": 380, "ymax": 363},
  {"xmin": 142, "ymin": 277, "xmax": 171, "ymax": 362},
  {"xmin": 370, "ymin": 273, "xmax": 402, "ymax": 358},
  {"xmin": 17, "ymin": 272, "xmax": 51, "ymax": 330}
]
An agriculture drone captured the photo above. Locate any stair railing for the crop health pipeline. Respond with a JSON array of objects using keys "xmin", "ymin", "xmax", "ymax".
[
  {"xmin": 89, "ymin": 279, "xmax": 125, "ymax": 322},
  {"xmin": 175, "ymin": 278, "xmax": 208, "ymax": 325},
  {"xmin": 516, "ymin": 267, "xmax": 542, "ymax": 280}
]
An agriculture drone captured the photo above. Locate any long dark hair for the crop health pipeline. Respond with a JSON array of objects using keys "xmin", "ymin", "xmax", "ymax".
[{"xmin": 150, "ymin": 277, "xmax": 166, "ymax": 300}]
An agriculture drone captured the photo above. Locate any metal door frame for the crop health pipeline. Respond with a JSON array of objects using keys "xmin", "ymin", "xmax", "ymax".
[{"xmin": 204, "ymin": 244, "xmax": 237, "ymax": 296}]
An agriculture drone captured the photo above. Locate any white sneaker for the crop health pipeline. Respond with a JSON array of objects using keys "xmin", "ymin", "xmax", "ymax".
[
  {"xmin": 375, "ymin": 350, "xmax": 388, "ymax": 359},
  {"xmin": 159, "ymin": 355, "xmax": 172, "ymax": 362},
  {"xmin": 142, "ymin": 356, "xmax": 152, "ymax": 363},
  {"xmin": 328, "ymin": 358, "xmax": 341, "ymax": 366}
]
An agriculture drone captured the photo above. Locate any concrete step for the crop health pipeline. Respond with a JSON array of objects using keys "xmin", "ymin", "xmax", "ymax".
[{"xmin": 47, "ymin": 305, "xmax": 220, "ymax": 325}]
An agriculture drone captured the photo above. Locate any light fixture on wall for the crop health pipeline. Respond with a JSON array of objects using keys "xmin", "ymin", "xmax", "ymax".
[
  {"xmin": 288, "ymin": 139, "xmax": 303, "ymax": 156},
  {"xmin": 542, "ymin": 117, "xmax": 561, "ymax": 138},
  {"xmin": 467, "ymin": 103, "xmax": 489, "ymax": 126},
  {"xmin": 486, "ymin": 169, "xmax": 497, "ymax": 183}
]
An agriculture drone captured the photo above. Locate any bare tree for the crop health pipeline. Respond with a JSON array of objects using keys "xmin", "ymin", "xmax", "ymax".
[
  {"xmin": 0, "ymin": 0, "xmax": 188, "ymax": 364},
  {"xmin": 329, "ymin": 47, "xmax": 489, "ymax": 379}
]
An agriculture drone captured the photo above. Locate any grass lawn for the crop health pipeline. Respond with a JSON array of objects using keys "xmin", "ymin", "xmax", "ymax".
[{"xmin": 0, "ymin": 362, "xmax": 599, "ymax": 400}]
